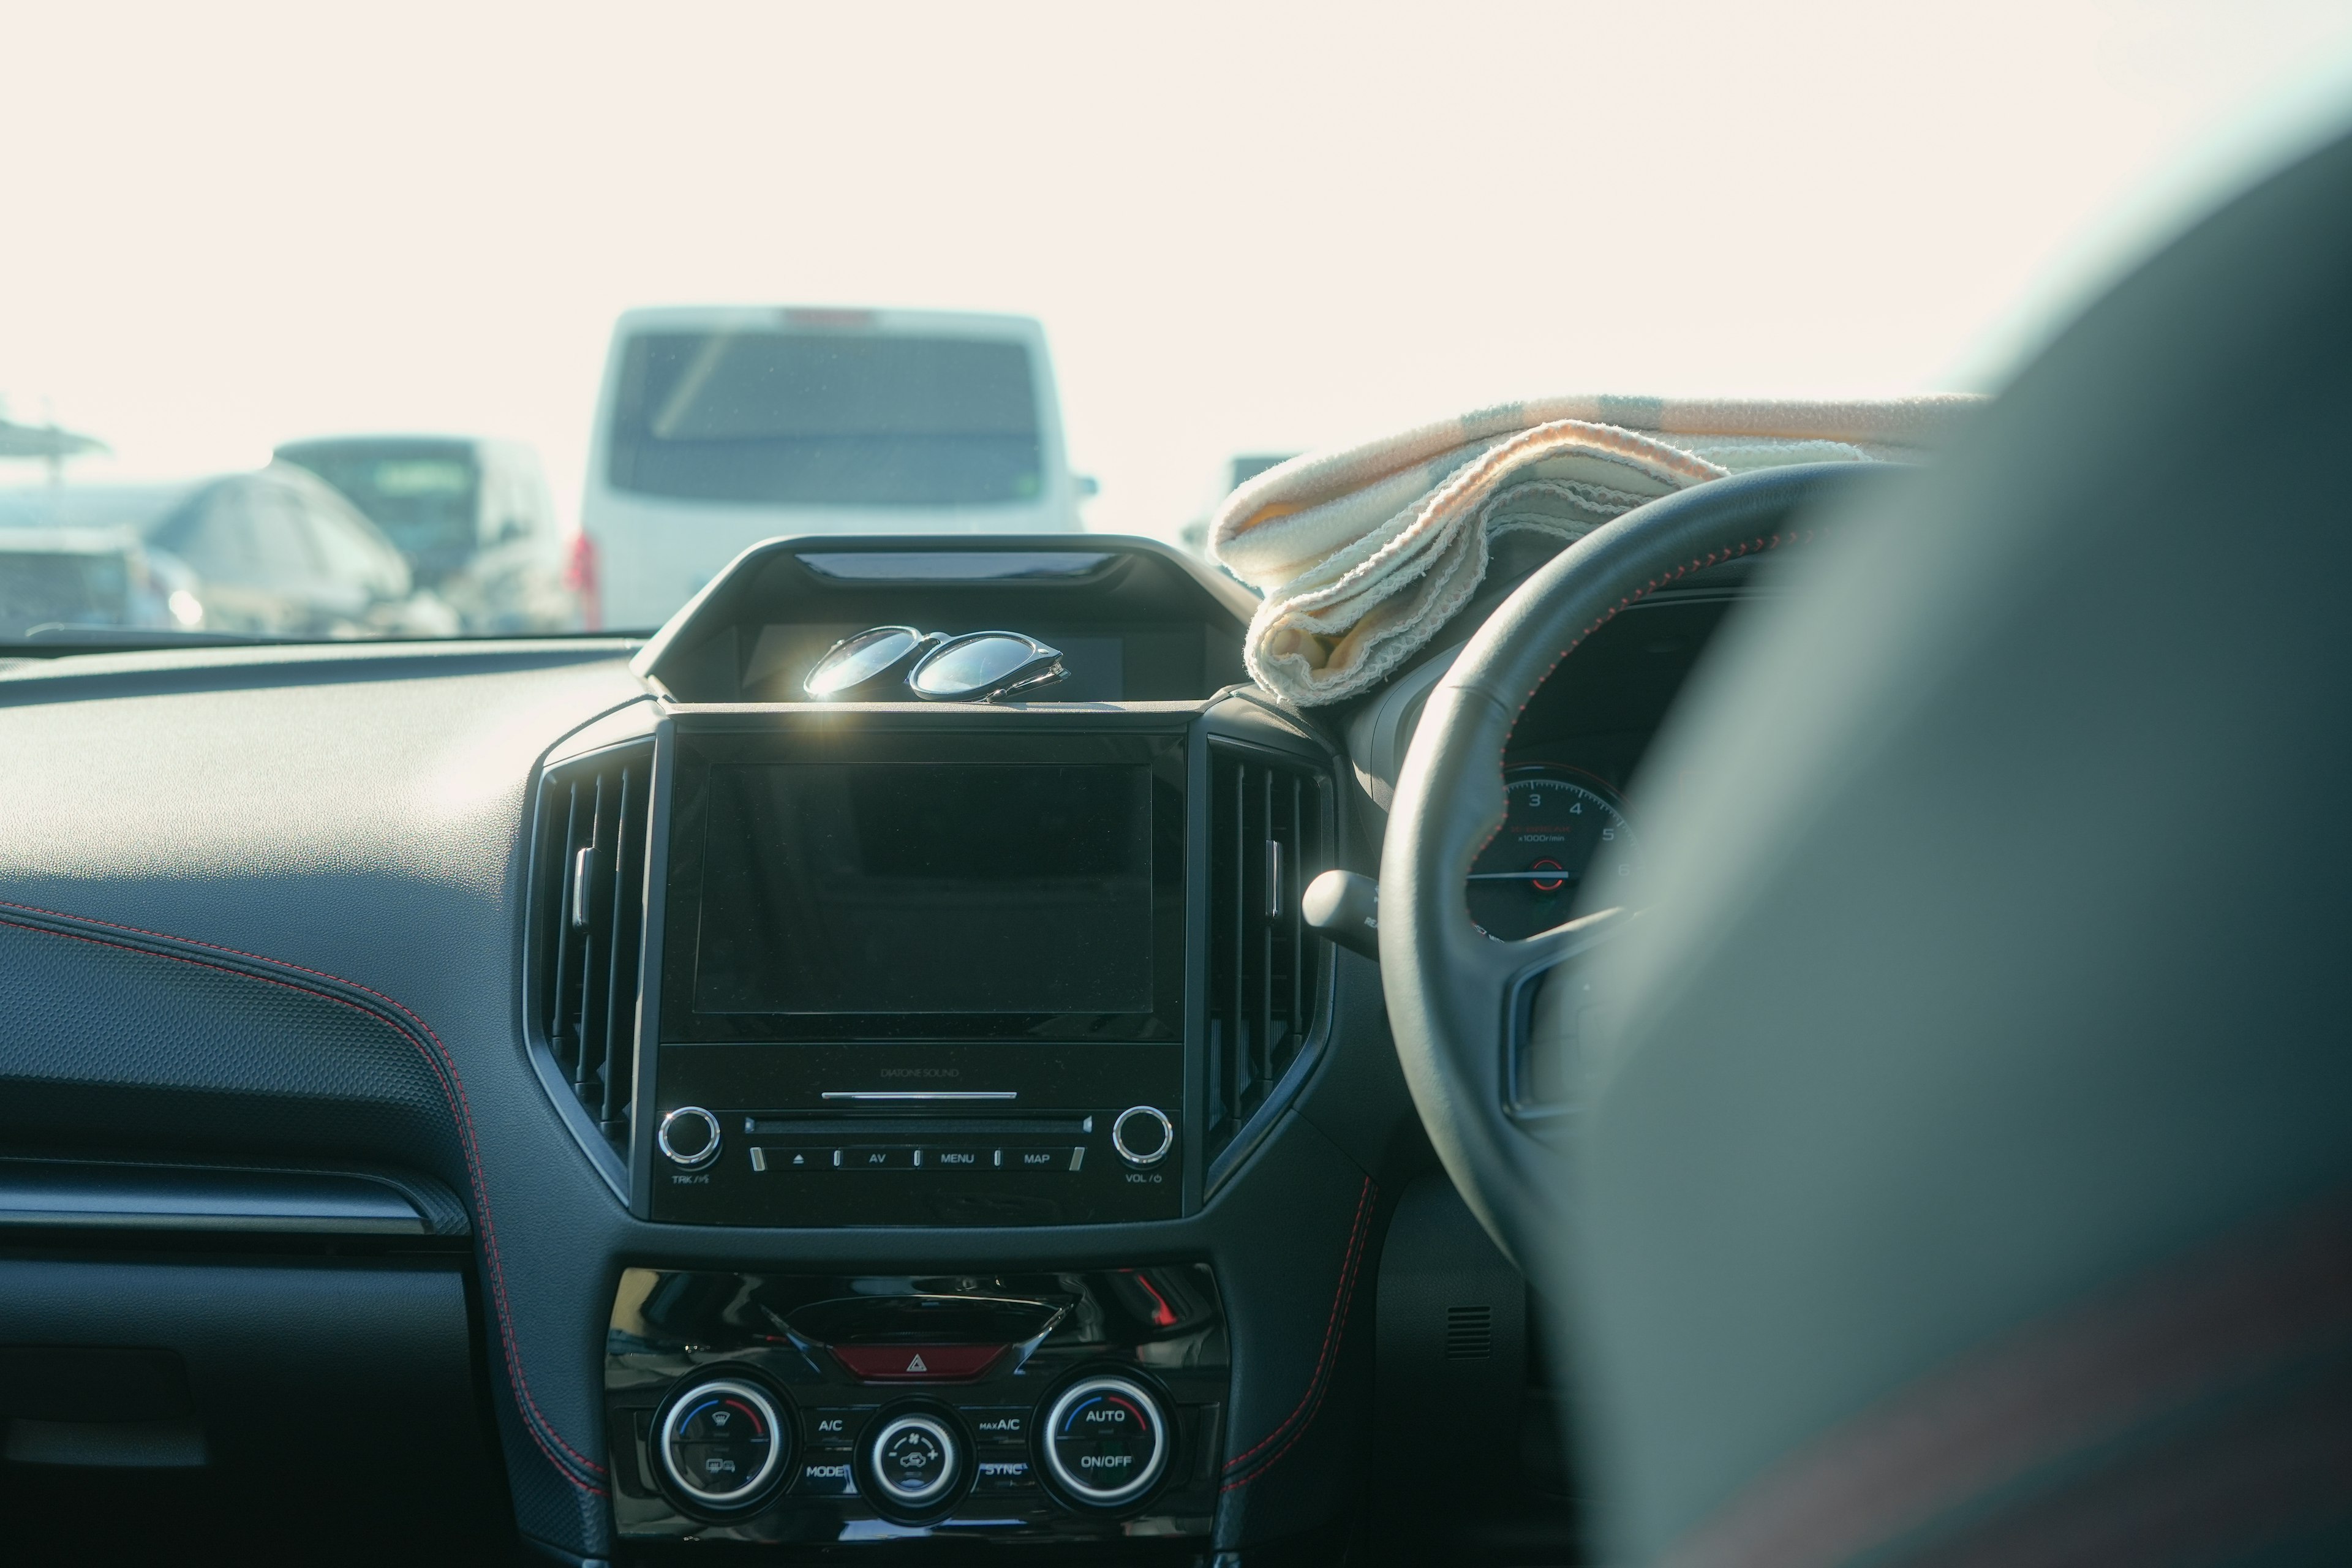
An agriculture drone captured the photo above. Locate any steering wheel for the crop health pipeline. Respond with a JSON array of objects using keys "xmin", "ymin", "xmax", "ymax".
[{"xmin": 1380, "ymin": 462, "xmax": 1886, "ymax": 1270}]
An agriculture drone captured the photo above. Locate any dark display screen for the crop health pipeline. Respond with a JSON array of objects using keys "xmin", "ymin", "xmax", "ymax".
[{"xmin": 693, "ymin": 763, "xmax": 1155, "ymax": 1015}]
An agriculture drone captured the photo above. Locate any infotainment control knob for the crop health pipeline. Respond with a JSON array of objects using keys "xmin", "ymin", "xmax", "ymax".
[
  {"xmin": 1111, "ymin": 1106, "xmax": 1174, "ymax": 1168},
  {"xmin": 1041, "ymin": 1374, "xmax": 1169, "ymax": 1506},
  {"xmin": 658, "ymin": 1106, "xmax": 723, "ymax": 1170}
]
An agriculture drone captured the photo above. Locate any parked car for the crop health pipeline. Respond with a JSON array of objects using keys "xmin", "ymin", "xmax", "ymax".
[
  {"xmin": 581, "ymin": 306, "xmax": 1085, "ymax": 629},
  {"xmin": 274, "ymin": 435, "xmax": 588, "ymax": 634},
  {"xmin": 0, "ymin": 524, "xmax": 197, "ymax": 638},
  {"xmin": 143, "ymin": 464, "xmax": 459, "ymax": 638}
]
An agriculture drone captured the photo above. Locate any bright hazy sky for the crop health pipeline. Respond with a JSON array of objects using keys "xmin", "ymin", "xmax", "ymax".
[{"xmin": 6, "ymin": 1, "xmax": 2352, "ymax": 541}]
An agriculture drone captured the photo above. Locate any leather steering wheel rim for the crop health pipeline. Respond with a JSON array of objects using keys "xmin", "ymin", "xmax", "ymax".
[{"xmin": 1379, "ymin": 462, "xmax": 1888, "ymax": 1270}]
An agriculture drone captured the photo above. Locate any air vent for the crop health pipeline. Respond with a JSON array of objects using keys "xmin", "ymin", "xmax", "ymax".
[
  {"xmin": 1204, "ymin": 742, "xmax": 1332, "ymax": 1175},
  {"xmin": 1444, "ymin": 1305, "xmax": 1494, "ymax": 1360},
  {"xmin": 530, "ymin": 742, "xmax": 653, "ymax": 1161}
]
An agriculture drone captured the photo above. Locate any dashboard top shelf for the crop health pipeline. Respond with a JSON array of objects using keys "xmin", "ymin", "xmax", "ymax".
[{"xmin": 634, "ymin": 533, "xmax": 1258, "ymax": 705}]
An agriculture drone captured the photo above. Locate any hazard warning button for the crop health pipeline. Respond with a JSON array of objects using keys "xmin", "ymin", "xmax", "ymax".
[{"xmin": 830, "ymin": 1343, "xmax": 1006, "ymax": 1382}]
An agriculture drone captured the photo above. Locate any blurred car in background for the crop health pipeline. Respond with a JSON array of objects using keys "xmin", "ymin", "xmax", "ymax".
[
  {"xmin": 581, "ymin": 306, "xmax": 1085, "ymax": 629},
  {"xmin": 0, "ymin": 524, "xmax": 198, "ymax": 639},
  {"xmin": 141, "ymin": 464, "xmax": 459, "ymax": 638},
  {"xmin": 274, "ymin": 435, "xmax": 587, "ymax": 633},
  {"xmin": 1, "ymin": 464, "xmax": 474, "ymax": 642}
]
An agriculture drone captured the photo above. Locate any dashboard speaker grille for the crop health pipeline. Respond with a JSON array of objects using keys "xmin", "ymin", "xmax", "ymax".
[
  {"xmin": 1204, "ymin": 742, "xmax": 1331, "ymax": 1173},
  {"xmin": 1444, "ymin": 1304, "xmax": 1494, "ymax": 1360},
  {"xmin": 532, "ymin": 742, "xmax": 653, "ymax": 1158}
]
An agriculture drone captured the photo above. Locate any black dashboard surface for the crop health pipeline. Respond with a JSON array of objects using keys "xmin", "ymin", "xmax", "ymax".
[
  {"xmin": 0, "ymin": 632, "xmax": 1396, "ymax": 1561},
  {"xmin": 0, "ymin": 540, "xmax": 1754, "ymax": 1563}
]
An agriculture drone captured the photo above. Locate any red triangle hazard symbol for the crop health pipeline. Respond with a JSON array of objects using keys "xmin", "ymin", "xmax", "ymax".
[{"xmin": 907, "ymin": 1352, "xmax": 928, "ymax": 1373}]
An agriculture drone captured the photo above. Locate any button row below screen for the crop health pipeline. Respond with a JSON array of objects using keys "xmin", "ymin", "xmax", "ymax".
[{"xmin": 749, "ymin": 1145, "xmax": 1087, "ymax": 1173}]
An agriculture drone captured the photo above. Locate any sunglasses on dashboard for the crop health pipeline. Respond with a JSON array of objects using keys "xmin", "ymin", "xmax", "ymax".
[{"xmin": 802, "ymin": 625, "xmax": 1068, "ymax": 703}]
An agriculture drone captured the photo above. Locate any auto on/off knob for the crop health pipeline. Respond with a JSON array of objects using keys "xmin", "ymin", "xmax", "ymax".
[
  {"xmin": 658, "ymin": 1105, "xmax": 722, "ymax": 1170},
  {"xmin": 1110, "ymin": 1106, "xmax": 1174, "ymax": 1168},
  {"xmin": 657, "ymin": 1378, "xmax": 788, "ymax": 1510},
  {"xmin": 1041, "ymin": 1375, "xmax": 1168, "ymax": 1506}
]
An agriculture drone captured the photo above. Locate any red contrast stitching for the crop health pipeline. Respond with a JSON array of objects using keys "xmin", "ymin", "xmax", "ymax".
[
  {"xmin": 1518, "ymin": 530, "xmax": 1817, "ymax": 719},
  {"xmin": 1222, "ymin": 1175, "xmax": 1377, "ymax": 1491},
  {"xmin": 0, "ymin": 902, "xmax": 609, "ymax": 1494}
]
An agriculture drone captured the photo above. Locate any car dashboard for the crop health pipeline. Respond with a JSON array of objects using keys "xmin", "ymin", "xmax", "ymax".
[{"xmin": 0, "ymin": 533, "xmax": 1753, "ymax": 1563}]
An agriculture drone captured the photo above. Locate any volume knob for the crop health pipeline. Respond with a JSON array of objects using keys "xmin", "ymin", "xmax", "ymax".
[{"xmin": 1110, "ymin": 1106, "xmax": 1174, "ymax": 1168}]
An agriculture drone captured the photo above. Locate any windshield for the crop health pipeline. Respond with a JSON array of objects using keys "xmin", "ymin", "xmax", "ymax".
[{"xmin": 4, "ymin": 6, "xmax": 2349, "ymax": 641}]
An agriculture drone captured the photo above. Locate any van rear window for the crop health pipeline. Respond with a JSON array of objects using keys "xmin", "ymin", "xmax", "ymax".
[{"xmin": 606, "ymin": 332, "xmax": 1044, "ymax": 507}]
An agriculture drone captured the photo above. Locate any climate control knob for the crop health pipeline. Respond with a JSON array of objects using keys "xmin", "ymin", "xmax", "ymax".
[
  {"xmin": 656, "ymin": 1376, "xmax": 788, "ymax": 1511},
  {"xmin": 658, "ymin": 1105, "xmax": 722, "ymax": 1170},
  {"xmin": 1110, "ymin": 1106, "xmax": 1174, "ymax": 1168},
  {"xmin": 1041, "ymin": 1374, "xmax": 1168, "ymax": 1506},
  {"xmin": 863, "ymin": 1411, "xmax": 962, "ymax": 1514}
]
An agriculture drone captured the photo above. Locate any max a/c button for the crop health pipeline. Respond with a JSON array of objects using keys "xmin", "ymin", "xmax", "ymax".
[{"xmin": 966, "ymin": 1407, "xmax": 1028, "ymax": 1446}]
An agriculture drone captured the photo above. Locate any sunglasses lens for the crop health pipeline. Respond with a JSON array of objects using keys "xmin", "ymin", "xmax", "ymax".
[
  {"xmin": 910, "ymin": 635, "xmax": 1038, "ymax": 696},
  {"xmin": 805, "ymin": 627, "xmax": 922, "ymax": 696}
]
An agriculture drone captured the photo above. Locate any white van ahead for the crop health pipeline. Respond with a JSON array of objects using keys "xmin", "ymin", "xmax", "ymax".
[{"xmin": 582, "ymin": 306, "xmax": 1084, "ymax": 630}]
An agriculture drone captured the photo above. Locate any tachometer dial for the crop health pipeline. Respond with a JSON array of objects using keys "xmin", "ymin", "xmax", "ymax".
[{"xmin": 1466, "ymin": 767, "xmax": 1640, "ymax": 941}]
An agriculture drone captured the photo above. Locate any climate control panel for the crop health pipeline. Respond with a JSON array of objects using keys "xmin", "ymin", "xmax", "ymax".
[{"xmin": 606, "ymin": 1267, "xmax": 1226, "ymax": 1547}]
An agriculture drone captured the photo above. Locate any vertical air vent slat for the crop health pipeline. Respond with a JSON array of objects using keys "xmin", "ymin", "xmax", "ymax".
[
  {"xmin": 1204, "ymin": 742, "xmax": 1331, "ymax": 1175},
  {"xmin": 598, "ymin": 766, "xmax": 640, "ymax": 1136},
  {"xmin": 530, "ymin": 743, "xmax": 653, "ymax": 1164},
  {"xmin": 547, "ymin": 782, "xmax": 582, "ymax": 1050}
]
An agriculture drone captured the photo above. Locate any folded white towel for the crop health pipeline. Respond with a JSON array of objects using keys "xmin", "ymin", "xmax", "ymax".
[{"xmin": 1210, "ymin": 394, "xmax": 1981, "ymax": 705}]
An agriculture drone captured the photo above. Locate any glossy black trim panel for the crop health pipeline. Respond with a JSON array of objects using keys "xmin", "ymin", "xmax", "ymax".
[
  {"xmin": 606, "ymin": 1265, "xmax": 1226, "ymax": 1545},
  {"xmin": 0, "ymin": 1156, "xmax": 462, "ymax": 1236}
]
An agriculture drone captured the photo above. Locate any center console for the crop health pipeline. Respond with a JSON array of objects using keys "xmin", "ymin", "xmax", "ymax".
[{"xmin": 537, "ymin": 536, "xmax": 1341, "ymax": 1553}]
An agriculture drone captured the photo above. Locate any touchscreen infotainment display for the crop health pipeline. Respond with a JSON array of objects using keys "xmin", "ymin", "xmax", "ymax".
[{"xmin": 693, "ymin": 763, "xmax": 1155, "ymax": 1016}]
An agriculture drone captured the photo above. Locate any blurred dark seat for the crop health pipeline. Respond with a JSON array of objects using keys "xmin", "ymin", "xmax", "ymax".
[{"xmin": 1564, "ymin": 127, "xmax": 2352, "ymax": 1566}]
